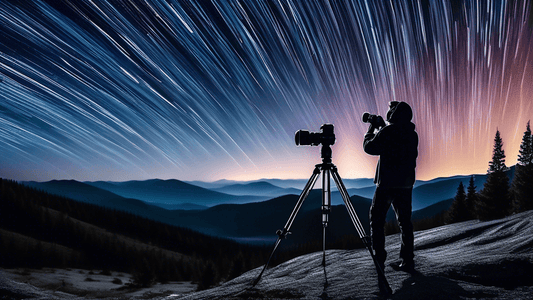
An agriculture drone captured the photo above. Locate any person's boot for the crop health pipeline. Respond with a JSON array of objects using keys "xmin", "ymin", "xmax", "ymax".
[
  {"xmin": 391, "ymin": 259, "xmax": 415, "ymax": 273},
  {"xmin": 399, "ymin": 259, "xmax": 414, "ymax": 272}
]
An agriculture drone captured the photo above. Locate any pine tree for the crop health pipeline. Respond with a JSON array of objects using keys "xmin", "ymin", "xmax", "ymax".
[
  {"xmin": 488, "ymin": 129, "xmax": 506, "ymax": 173},
  {"xmin": 197, "ymin": 261, "xmax": 217, "ymax": 291},
  {"xmin": 512, "ymin": 121, "xmax": 533, "ymax": 212},
  {"xmin": 465, "ymin": 175, "xmax": 477, "ymax": 220},
  {"xmin": 478, "ymin": 129, "xmax": 511, "ymax": 220},
  {"xmin": 227, "ymin": 251, "xmax": 245, "ymax": 280},
  {"xmin": 517, "ymin": 121, "xmax": 533, "ymax": 165},
  {"xmin": 446, "ymin": 182, "xmax": 468, "ymax": 223},
  {"xmin": 132, "ymin": 257, "xmax": 155, "ymax": 287}
]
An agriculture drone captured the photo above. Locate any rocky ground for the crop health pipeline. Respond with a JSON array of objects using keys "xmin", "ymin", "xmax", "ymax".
[
  {"xmin": 178, "ymin": 210, "xmax": 533, "ymax": 299},
  {"xmin": 0, "ymin": 268, "xmax": 196, "ymax": 299},
  {"xmin": 2, "ymin": 210, "xmax": 532, "ymax": 299}
]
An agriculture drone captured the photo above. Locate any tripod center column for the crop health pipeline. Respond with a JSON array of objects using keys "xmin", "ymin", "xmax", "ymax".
[{"xmin": 322, "ymin": 168, "xmax": 331, "ymax": 227}]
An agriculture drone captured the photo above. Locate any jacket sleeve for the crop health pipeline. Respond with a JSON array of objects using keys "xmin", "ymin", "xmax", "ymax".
[{"xmin": 363, "ymin": 127, "xmax": 387, "ymax": 155}]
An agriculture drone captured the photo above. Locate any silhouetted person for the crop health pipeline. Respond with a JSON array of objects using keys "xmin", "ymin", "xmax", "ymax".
[{"xmin": 363, "ymin": 101, "xmax": 418, "ymax": 272}]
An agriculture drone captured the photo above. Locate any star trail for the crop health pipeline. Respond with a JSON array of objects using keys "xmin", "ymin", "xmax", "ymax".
[{"xmin": 1, "ymin": 0, "xmax": 532, "ymax": 182}]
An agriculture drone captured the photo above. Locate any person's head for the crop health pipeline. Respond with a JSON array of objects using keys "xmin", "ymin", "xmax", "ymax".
[{"xmin": 386, "ymin": 101, "xmax": 413, "ymax": 124}]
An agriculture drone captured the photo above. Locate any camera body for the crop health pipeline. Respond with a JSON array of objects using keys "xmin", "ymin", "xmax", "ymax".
[
  {"xmin": 362, "ymin": 112, "xmax": 386, "ymax": 128},
  {"xmin": 295, "ymin": 124, "xmax": 336, "ymax": 146}
]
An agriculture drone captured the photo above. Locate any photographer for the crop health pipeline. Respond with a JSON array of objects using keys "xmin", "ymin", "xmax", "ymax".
[{"xmin": 363, "ymin": 101, "xmax": 418, "ymax": 272}]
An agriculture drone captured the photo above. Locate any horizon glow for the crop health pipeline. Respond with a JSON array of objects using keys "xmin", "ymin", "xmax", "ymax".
[{"xmin": 1, "ymin": 1, "xmax": 532, "ymax": 182}]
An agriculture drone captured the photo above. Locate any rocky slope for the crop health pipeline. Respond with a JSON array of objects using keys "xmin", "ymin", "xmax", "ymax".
[{"xmin": 178, "ymin": 210, "xmax": 533, "ymax": 299}]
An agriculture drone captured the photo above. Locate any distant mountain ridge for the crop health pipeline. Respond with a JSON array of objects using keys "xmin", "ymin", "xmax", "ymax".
[
  {"xmin": 213, "ymin": 181, "xmax": 300, "ymax": 197},
  {"xmin": 23, "ymin": 180, "xmax": 192, "ymax": 223},
  {"xmin": 185, "ymin": 178, "xmax": 376, "ymax": 190},
  {"xmin": 25, "ymin": 180, "xmax": 125, "ymax": 205},
  {"xmin": 86, "ymin": 179, "xmax": 266, "ymax": 207}
]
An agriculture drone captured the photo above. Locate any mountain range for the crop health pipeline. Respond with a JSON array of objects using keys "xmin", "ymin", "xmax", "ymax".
[
  {"xmin": 212, "ymin": 181, "xmax": 301, "ymax": 197},
  {"xmin": 85, "ymin": 179, "xmax": 266, "ymax": 208},
  {"xmin": 185, "ymin": 178, "xmax": 376, "ymax": 190},
  {"xmin": 23, "ymin": 169, "xmax": 516, "ymax": 243}
]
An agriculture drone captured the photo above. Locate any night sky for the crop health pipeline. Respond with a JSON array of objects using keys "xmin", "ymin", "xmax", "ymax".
[{"xmin": 1, "ymin": 0, "xmax": 532, "ymax": 182}]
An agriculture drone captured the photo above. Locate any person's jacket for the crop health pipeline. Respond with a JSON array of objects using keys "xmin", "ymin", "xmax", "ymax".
[{"xmin": 363, "ymin": 102, "xmax": 418, "ymax": 188}]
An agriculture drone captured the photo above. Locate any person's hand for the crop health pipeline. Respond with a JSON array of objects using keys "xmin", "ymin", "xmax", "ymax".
[
  {"xmin": 367, "ymin": 116, "xmax": 385, "ymax": 134},
  {"xmin": 367, "ymin": 123, "xmax": 377, "ymax": 134},
  {"xmin": 375, "ymin": 115, "xmax": 385, "ymax": 128}
]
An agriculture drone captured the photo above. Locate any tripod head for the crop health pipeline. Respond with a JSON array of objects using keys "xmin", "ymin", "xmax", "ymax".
[
  {"xmin": 295, "ymin": 124, "xmax": 335, "ymax": 147},
  {"xmin": 294, "ymin": 123, "xmax": 335, "ymax": 164},
  {"xmin": 321, "ymin": 144, "xmax": 332, "ymax": 164}
]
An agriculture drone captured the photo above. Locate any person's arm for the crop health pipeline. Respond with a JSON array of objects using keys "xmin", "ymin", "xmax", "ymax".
[{"xmin": 363, "ymin": 125, "xmax": 386, "ymax": 155}]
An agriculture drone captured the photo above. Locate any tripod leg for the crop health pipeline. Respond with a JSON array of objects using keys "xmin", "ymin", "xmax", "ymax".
[
  {"xmin": 331, "ymin": 167, "xmax": 392, "ymax": 295},
  {"xmin": 331, "ymin": 169, "xmax": 366, "ymax": 238},
  {"xmin": 321, "ymin": 168, "xmax": 331, "ymax": 267},
  {"xmin": 252, "ymin": 167, "xmax": 321, "ymax": 287},
  {"xmin": 282, "ymin": 166, "xmax": 321, "ymax": 233},
  {"xmin": 322, "ymin": 225, "xmax": 329, "ymax": 289},
  {"xmin": 320, "ymin": 167, "xmax": 331, "ymax": 288},
  {"xmin": 322, "ymin": 226, "xmax": 327, "ymax": 266},
  {"xmin": 252, "ymin": 238, "xmax": 281, "ymax": 286}
]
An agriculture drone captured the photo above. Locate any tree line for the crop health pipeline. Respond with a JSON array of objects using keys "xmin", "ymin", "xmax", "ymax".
[{"xmin": 446, "ymin": 121, "xmax": 533, "ymax": 223}]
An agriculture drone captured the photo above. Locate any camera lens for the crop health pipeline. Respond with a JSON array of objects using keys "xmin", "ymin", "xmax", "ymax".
[
  {"xmin": 362, "ymin": 112, "xmax": 371, "ymax": 123},
  {"xmin": 295, "ymin": 130, "xmax": 310, "ymax": 146}
]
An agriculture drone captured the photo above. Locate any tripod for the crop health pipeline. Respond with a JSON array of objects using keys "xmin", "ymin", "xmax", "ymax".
[{"xmin": 252, "ymin": 144, "xmax": 392, "ymax": 295}]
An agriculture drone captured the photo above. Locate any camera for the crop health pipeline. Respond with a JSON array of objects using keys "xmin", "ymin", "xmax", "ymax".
[
  {"xmin": 295, "ymin": 124, "xmax": 335, "ymax": 146},
  {"xmin": 362, "ymin": 112, "xmax": 386, "ymax": 128}
]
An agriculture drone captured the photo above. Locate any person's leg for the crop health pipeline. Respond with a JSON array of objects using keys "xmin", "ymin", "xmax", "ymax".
[
  {"xmin": 370, "ymin": 186, "xmax": 393, "ymax": 268},
  {"xmin": 391, "ymin": 188, "xmax": 414, "ymax": 265}
]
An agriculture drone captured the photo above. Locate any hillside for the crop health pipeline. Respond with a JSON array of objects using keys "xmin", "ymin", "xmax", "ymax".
[
  {"xmin": 165, "ymin": 191, "xmax": 453, "ymax": 244},
  {"xmin": 412, "ymin": 198, "xmax": 454, "ymax": 221},
  {"xmin": 0, "ymin": 179, "xmax": 269, "ymax": 285},
  {"xmin": 25, "ymin": 180, "xmax": 187, "ymax": 216},
  {"xmin": 182, "ymin": 210, "xmax": 533, "ymax": 299},
  {"xmin": 166, "ymin": 191, "xmax": 396, "ymax": 246},
  {"xmin": 25, "ymin": 180, "xmax": 219, "ymax": 228}
]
